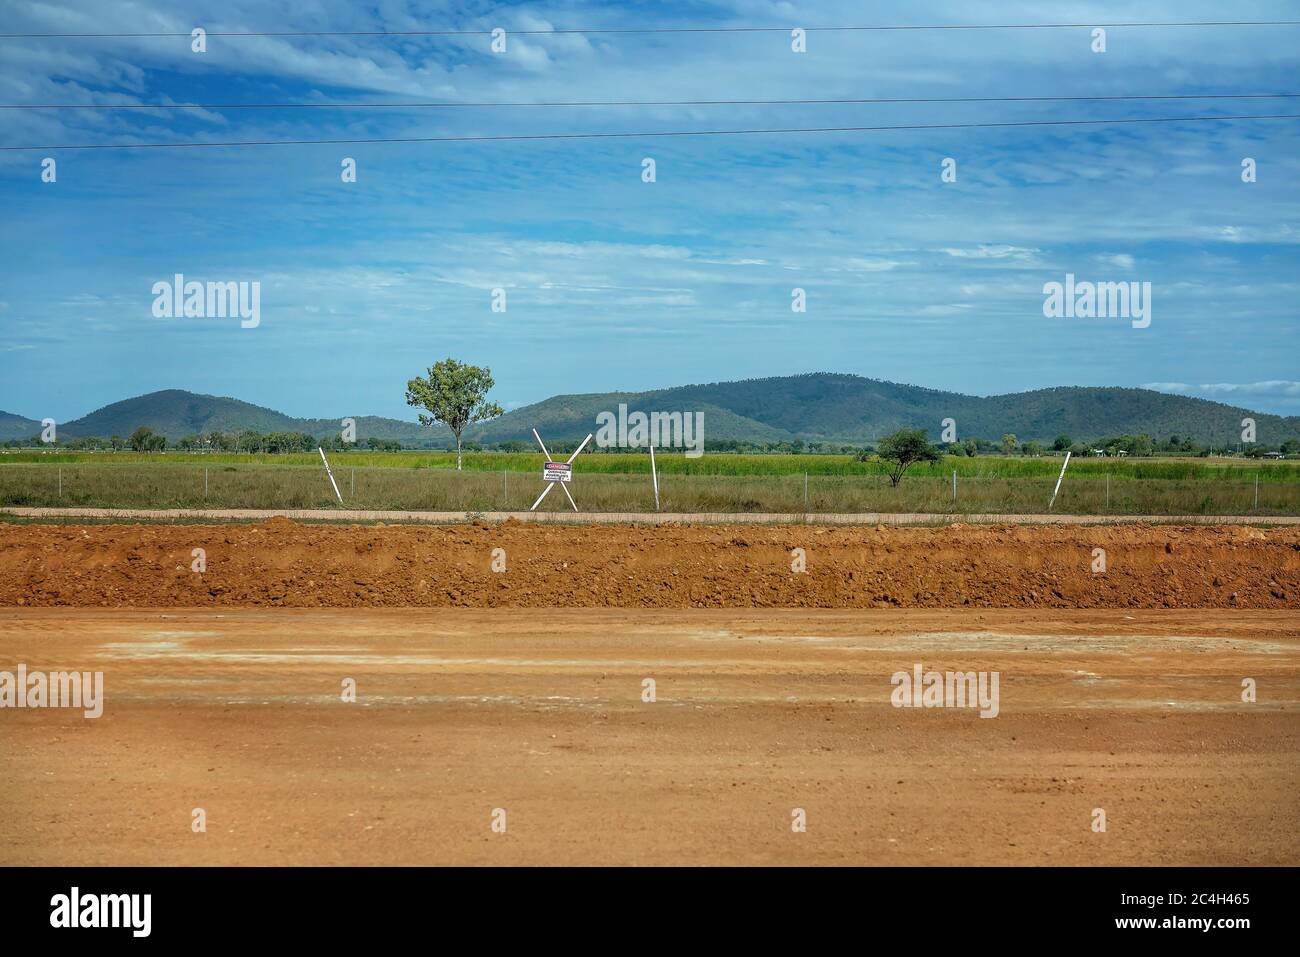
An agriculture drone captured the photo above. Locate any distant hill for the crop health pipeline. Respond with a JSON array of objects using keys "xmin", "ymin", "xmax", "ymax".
[
  {"xmin": 5, "ymin": 376, "xmax": 1299, "ymax": 447},
  {"xmin": 469, "ymin": 375, "xmax": 1300, "ymax": 447},
  {"xmin": 26, "ymin": 390, "xmax": 446, "ymax": 445},
  {"xmin": 0, "ymin": 410, "xmax": 42, "ymax": 442}
]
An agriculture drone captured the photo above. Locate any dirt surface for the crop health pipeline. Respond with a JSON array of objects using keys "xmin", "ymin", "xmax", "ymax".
[
  {"xmin": 3, "ymin": 522, "xmax": 1296, "ymax": 866},
  {"xmin": 2, "ymin": 519, "xmax": 1298, "ymax": 608},
  {"xmin": 1, "ymin": 607, "xmax": 1296, "ymax": 866}
]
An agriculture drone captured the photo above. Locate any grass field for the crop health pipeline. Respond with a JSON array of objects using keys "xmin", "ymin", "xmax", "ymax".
[
  {"xmin": 2, "ymin": 451, "xmax": 1298, "ymax": 514},
  {"xmin": 5, "ymin": 448, "xmax": 1299, "ymax": 480}
]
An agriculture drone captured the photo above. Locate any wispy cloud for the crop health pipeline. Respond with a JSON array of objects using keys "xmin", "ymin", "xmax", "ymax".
[
  {"xmin": 938, "ymin": 245, "xmax": 1039, "ymax": 262},
  {"xmin": 1145, "ymin": 381, "xmax": 1300, "ymax": 399}
]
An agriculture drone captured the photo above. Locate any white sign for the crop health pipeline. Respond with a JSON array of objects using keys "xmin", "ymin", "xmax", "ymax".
[{"xmin": 543, "ymin": 462, "xmax": 572, "ymax": 483}]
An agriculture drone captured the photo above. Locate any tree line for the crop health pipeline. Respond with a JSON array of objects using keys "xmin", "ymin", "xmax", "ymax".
[
  {"xmin": 2, "ymin": 428, "xmax": 404, "ymax": 453},
  {"xmin": 940, "ymin": 433, "xmax": 1300, "ymax": 458}
]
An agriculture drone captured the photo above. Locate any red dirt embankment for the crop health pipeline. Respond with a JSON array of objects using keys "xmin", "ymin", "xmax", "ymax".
[{"xmin": 2, "ymin": 518, "xmax": 1298, "ymax": 608}]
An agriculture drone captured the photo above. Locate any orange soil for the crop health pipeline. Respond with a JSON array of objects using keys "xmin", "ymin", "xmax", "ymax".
[
  {"xmin": 1, "ymin": 607, "xmax": 1296, "ymax": 866},
  {"xmin": 1, "ymin": 518, "xmax": 1297, "ymax": 608}
]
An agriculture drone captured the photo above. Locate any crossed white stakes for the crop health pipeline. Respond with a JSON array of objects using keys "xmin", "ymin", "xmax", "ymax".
[{"xmin": 528, "ymin": 428, "xmax": 593, "ymax": 512}]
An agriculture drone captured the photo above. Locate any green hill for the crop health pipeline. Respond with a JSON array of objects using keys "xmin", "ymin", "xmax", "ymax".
[
  {"xmin": 51, "ymin": 390, "xmax": 444, "ymax": 445},
  {"xmin": 466, "ymin": 375, "xmax": 1300, "ymax": 447},
  {"xmin": 6, "ymin": 376, "xmax": 1299, "ymax": 448},
  {"xmin": 0, "ymin": 411, "xmax": 43, "ymax": 442}
]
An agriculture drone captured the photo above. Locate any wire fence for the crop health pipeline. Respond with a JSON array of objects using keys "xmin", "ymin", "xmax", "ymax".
[{"xmin": 1, "ymin": 463, "xmax": 1298, "ymax": 515}]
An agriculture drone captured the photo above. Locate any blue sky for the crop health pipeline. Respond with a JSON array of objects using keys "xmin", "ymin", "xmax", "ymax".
[{"xmin": 1, "ymin": 0, "xmax": 1298, "ymax": 422}]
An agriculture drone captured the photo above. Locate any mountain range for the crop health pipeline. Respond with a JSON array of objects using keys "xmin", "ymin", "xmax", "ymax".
[{"xmin": 2, "ymin": 375, "xmax": 1298, "ymax": 447}]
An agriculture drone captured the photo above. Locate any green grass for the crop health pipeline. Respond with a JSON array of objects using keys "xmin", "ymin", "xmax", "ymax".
[
  {"xmin": 4, "ymin": 448, "xmax": 1299, "ymax": 481},
  {"xmin": 1, "ymin": 459, "xmax": 1297, "ymax": 515}
]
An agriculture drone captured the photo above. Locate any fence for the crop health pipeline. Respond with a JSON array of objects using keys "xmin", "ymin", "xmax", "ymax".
[{"xmin": 1, "ymin": 463, "xmax": 1299, "ymax": 516}]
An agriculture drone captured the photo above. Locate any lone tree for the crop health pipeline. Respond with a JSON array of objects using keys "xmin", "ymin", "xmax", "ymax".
[
  {"xmin": 406, "ymin": 358, "xmax": 504, "ymax": 470},
  {"xmin": 877, "ymin": 428, "xmax": 941, "ymax": 487}
]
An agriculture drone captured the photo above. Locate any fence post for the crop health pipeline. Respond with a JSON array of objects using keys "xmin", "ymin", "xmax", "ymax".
[
  {"xmin": 351, "ymin": 468, "xmax": 355, "ymax": 498},
  {"xmin": 1254, "ymin": 474, "xmax": 1259, "ymax": 510},
  {"xmin": 803, "ymin": 472, "xmax": 809, "ymax": 512},
  {"xmin": 952, "ymin": 469, "xmax": 957, "ymax": 501},
  {"xmin": 58, "ymin": 466, "xmax": 62, "ymax": 499},
  {"xmin": 1105, "ymin": 474, "xmax": 1110, "ymax": 511},
  {"xmin": 204, "ymin": 467, "xmax": 208, "ymax": 497}
]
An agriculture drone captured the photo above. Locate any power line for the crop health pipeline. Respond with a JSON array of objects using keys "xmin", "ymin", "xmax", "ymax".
[
  {"xmin": 4, "ymin": 113, "xmax": 1297, "ymax": 152},
  {"xmin": 3, "ymin": 20, "xmax": 1299, "ymax": 39},
  {"xmin": 6, "ymin": 93, "xmax": 1300, "ymax": 111}
]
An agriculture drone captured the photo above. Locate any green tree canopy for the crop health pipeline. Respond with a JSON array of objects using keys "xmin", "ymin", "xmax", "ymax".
[
  {"xmin": 405, "ymin": 358, "xmax": 504, "ymax": 470},
  {"xmin": 129, "ymin": 426, "xmax": 154, "ymax": 452},
  {"xmin": 877, "ymin": 428, "xmax": 941, "ymax": 487}
]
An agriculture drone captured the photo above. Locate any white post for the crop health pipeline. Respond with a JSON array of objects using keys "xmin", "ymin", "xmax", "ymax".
[
  {"xmin": 649, "ymin": 443, "xmax": 660, "ymax": 511},
  {"xmin": 559, "ymin": 434, "xmax": 591, "ymax": 512},
  {"xmin": 952, "ymin": 469, "xmax": 957, "ymax": 501},
  {"xmin": 318, "ymin": 447, "xmax": 344, "ymax": 504},
  {"xmin": 568, "ymin": 433, "xmax": 593, "ymax": 462},
  {"xmin": 559, "ymin": 481, "xmax": 579, "ymax": 512},
  {"xmin": 532, "ymin": 428, "xmax": 552, "ymax": 461},
  {"xmin": 1254, "ymin": 474, "xmax": 1260, "ymax": 509},
  {"xmin": 58, "ymin": 466, "xmax": 62, "ymax": 499},
  {"xmin": 204, "ymin": 468, "xmax": 208, "ymax": 496},
  {"xmin": 1048, "ymin": 451, "xmax": 1071, "ymax": 511},
  {"xmin": 530, "ymin": 429, "xmax": 560, "ymax": 512}
]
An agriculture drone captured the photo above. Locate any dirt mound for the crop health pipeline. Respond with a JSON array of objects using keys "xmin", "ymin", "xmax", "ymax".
[{"xmin": 1, "ymin": 520, "xmax": 1297, "ymax": 609}]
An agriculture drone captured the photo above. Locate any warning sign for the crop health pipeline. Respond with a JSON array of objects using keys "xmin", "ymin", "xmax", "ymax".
[{"xmin": 543, "ymin": 462, "xmax": 572, "ymax": 483}]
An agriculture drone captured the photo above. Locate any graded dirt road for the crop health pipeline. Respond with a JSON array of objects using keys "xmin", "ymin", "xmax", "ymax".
[
  {"xmin": 2, "ymin": 519, "xmax": 1298, "ymax": 608},
  {"xmin": 1, "ymin": 607, "xmax": 1297, "ymax": 866}
]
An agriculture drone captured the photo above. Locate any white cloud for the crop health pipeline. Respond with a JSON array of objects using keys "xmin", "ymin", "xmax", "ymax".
[
  {"xmin": 1144, "ymin": 381, "xmax": 1300, "ymax": 399},
  {"xmin": 840, "ymin": 257, "xmax": 910, "ymax": 273},
  {"xmin": 938, "ymin": 245, "xmax": 1038, "ymax": 261}
]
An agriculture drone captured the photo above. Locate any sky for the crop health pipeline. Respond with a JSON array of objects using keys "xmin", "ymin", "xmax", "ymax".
[{"xmin": 1, "ymin": 0, "xmax": 1298, "ymax": 423}]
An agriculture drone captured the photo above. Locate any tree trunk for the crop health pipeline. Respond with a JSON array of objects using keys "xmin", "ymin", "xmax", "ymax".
[{"xmin": 456, "ymin": 433, "xmax": 463, "ymax": 470}]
